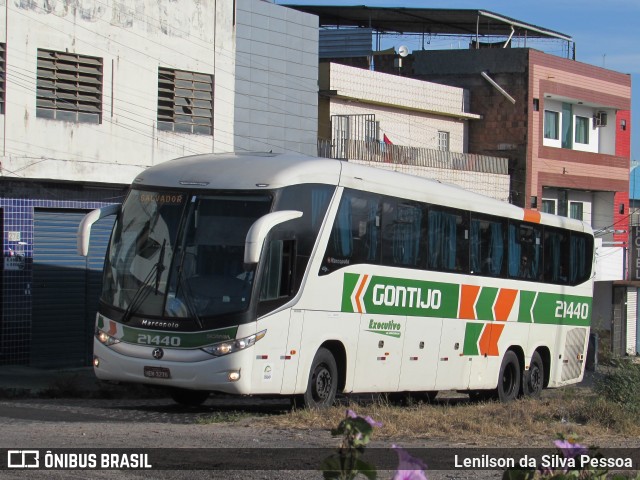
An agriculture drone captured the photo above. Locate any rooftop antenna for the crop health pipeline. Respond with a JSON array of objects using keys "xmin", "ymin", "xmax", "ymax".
[{"xmin": 396, "ymin": 45, "xmax": 409, "ymax": 75}]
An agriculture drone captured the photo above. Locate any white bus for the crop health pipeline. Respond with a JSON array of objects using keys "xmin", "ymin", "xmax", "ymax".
[{"xmin": 78, "ymin": 152, "xmax": 594, "ymax": 407}]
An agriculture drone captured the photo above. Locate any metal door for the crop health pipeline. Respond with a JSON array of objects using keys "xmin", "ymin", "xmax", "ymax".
[{"xmin": 32, "ymin": 209, "xmax": 114, "ymax": 367}]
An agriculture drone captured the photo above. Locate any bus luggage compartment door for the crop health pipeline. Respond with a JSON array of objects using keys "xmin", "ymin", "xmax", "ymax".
[{"xmin": 353, "ymin": 314, "xmax": 405, "ymax": 392}]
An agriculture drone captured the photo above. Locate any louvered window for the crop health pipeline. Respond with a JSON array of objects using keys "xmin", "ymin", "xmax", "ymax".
[
  {"xmin": 0, "ymin": 43, "xmax": 5, "ymax": 114},
  {"xmin": 36, "ymin": 49, "xmax": 103, "ymax": 123},
  {"xmin": 157, "ymin": 67, "xmax": 213, "ymax": 135}
]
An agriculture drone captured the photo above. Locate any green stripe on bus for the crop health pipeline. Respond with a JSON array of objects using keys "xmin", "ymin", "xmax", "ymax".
[
  {"xmin": 476, "ymin": 287, "xmax": 498, "ymax": 321},
  {"xmin": 518, "ymin": 291, "xmax": 536, "ymax": 323},
  {"xmin": 464, "ymin": 322, "xmax": 484, "ymax": 355},
  {"xmin": 341, "ymin": 273, "xmax": 360, "ymax": 312},
  {"xmin": 120, "ymin": 325, "xmax": 239, "ymax": 349},
  {"xmin": 343, "ymin": 273, "xmax": 459, "ymax": 318},
  {"xmin": 343, "ymin": 273, "xmax": 591, "ymax": 327},
  {"xmin": 530, "ymin": 293, "xmax": 591, "ymax": 326}
]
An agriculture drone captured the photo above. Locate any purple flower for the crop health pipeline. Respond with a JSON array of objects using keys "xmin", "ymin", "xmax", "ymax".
[
  {"xmin": 345, "ymin": 410, "xmax": 382, "ymax": 428},
  {"xmin": 554, "ymin": 439, "xmax": 588, "ymax": 459},
  {"xmin": 364, "ymin": 415, "xmax": 383, "ymax": 428},
  {"xmin": 391, "ymin": 445, "xmax": 428, "ymax": 480}
]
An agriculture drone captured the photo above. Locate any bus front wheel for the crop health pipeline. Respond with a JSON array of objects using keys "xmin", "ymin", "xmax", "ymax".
[
  {"xmin": 301, "ymin": 347, "xmax": 338, "ymax": 409},
  {"xmin": 522, "ymin": 351, "xmax": 544, "ymax": 397},
  {"xmin": 497, "ymin": 350, "xmax": 520, "ymax": 402}
]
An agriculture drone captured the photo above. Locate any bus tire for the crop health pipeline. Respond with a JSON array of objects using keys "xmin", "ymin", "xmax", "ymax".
[
  {"xmin": 522, "ymin": 351, "xmax": 544, "ymax": 397},
  {"xmin": 497, "ymin": 350, "xmax": 520, "ymax": 402},
  {"xmin": 169, "ymin": 388, "xmax": 209, "ymax": 406},
  {"xmin": 302, "ymin": 347, "xmax": 338, "ymax": 409}
]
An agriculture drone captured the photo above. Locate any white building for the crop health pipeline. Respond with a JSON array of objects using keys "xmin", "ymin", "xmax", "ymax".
[
  {"xmin": 0, "ymin": 0, "xmax": 319, "ymax": 366},
  {"xmin": 319, "ymin": 62, "xmax": 510, "ymax": 201}
]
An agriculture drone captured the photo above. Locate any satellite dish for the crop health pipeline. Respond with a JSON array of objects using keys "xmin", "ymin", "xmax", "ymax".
[{"xmin": 398, "ymin": 45, "xmax": 409, "ymax": 57}]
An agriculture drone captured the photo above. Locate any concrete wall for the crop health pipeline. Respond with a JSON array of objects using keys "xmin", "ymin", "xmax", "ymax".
[
  {"xmin": 234, "ymin": 0, "xmax": 318, "ymax": 155},
  {"xmin": 350, "ymin": 159, "xmax": 510, "ymax": 202},
  {"xmin": 592, "ymin": 280, "xmax": 613, "ymax": 330},
  {"xmin": 1, "ymin": 0, "xmax": 237, "ymax": 184},
  {"xmin": 412, "ymin": 49, "xmax": 530, "ymax": 206},
  {"xmin": 323, "ymin": 63, "xmax": 474, "ymax": 153},
  {"xmin": 0, "ymin": 0, "xmax": 320, "ymax": 183}
]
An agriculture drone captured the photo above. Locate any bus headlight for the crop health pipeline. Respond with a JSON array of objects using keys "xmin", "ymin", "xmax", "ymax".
[
  {"xmin": 95, "ymin": 328, "xmax": 121, "ymax": 346},
  {"xmin": 201, "ymin": 330, "xmax": 266, "ymax": 357}
]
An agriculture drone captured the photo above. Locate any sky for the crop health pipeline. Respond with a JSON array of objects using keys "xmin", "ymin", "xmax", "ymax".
[{"xmin": 277, "ymin": 0, "xmax": 639, "ymax": 161}]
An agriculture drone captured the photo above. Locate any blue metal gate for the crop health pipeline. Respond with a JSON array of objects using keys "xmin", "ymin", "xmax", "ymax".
[{"xmin": 32, "ymin": 209, "xmax": 115, "ymax": 367}]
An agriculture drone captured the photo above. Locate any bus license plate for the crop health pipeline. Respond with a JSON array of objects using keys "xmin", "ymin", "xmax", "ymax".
[{"xmin": 144, "ymin": 366, "xmax": 171, "ymax": 379}]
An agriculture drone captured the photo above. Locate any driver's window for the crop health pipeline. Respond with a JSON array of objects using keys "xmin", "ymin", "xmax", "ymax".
[{"xmin": 260, "ymin": 239, "xmax": 295, "ymax": 302}]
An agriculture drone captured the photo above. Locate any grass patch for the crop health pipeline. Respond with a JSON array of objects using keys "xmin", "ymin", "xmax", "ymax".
[
  {"xmin": 195, "ymin": 410, "xmax": 259, "ymax": 424},
  {"xmin": 262, "ymin": 390, "xmax": 640, "ymax": 444},
  {"xmin": 594, "ymin": 359, "xmax": 640, "ymax": 415}
]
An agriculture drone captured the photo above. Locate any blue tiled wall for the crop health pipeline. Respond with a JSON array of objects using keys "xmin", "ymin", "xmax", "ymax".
[{"xmin": 1, "ymin": 183, "xmax": 126, "ymax": 365}]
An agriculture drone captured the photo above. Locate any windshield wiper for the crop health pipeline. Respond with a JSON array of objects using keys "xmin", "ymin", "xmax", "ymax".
[
  {"xmin": 154, "ymin": 239, "xmax": 167, "ymax": 295},
  {"xmin": 120, "ymin": 265, "xmax": 157, "ymax": 324},
  {"xmin": 121, "ymin": 241, "xmax": 167, "ymax": 324}
]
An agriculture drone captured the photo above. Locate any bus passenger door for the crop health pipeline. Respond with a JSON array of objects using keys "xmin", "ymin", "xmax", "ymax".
[
  {"xmin": 253, "ymin": 310, "xmax": 290, "ymax": 394},
  {"xmin": 280, "ymin": 309, "xmax": 304, "ymax": 394},
  {"xmin": 353, "ymin": 314, "xmax": 405, "ymax": 392},
  {"xmin": 398, "ymin": 317, "xmax": 442, "ymax": 391},
  {"xmin": 435, "ymin": 319, "xmax": 472, "ymax": 390}
]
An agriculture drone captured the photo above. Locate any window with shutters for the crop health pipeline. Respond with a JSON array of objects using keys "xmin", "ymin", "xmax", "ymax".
[
  {"xmin": 36, "ymin": 49, "xmax": 103, "ymax": 123},
  {"xmin": 0, "ymin": 43, "xmax": 5, "ymax": 114},
  {"xmin": 157, "ymin": 67, "xmax": 214, "ymax": 135}
]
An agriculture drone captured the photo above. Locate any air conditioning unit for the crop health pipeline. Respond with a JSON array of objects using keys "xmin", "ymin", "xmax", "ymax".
[{"xmin": 594, "ymin": 111, "xmax": 608, "ymax": 127}]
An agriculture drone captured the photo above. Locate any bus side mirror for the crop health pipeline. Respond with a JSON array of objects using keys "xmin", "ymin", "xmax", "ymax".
[
  {"xmin": 77, "ymin": 204, "xmax": 120, "ymax": 256},
  {"xmin": 244, "ymin": 210, "xmax": 302, "ymax": 265}
]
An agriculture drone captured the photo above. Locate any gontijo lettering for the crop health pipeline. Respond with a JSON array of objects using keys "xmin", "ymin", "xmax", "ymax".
[
  {"xmin": 372, "ymin": 284, "xmax": 441, "ymax": 309},
  {"xmin": 342, "ymin": 273, "xmax": 460, "ymax": 318}
]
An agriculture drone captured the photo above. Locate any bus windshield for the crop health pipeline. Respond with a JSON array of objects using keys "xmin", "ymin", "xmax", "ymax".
[{"xmin": 102, "ymin": 189, "xmax": 272, "ymax": 319}]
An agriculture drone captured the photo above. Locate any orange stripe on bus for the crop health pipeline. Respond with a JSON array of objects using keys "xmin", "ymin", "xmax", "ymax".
[
  {"xmin": 355, "ymin": 274, "xmax": 369, "ymax": 313},
  {"xmin": 523, "ymin": 209, "xmax": 541, "ymax": 223},
  {"xmin": 460, "ymin": 284, "xmax": 481, "ymax": 320},
  {"xmin": 478, "ymin": 323, "xmax": 505, "ymax": 356},
  {"xmin": 494, "ymin": 289, "xmax": 518, "ymax": 322},
  {"xmin": 107, "ymin": 320, "xmax": 118, "ymax": 336}
]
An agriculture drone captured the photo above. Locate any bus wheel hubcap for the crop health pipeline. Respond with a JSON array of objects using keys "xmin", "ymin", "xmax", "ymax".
[{"xmin": 315, "ymin": 367, "xmax": 331, "ymax": 399}]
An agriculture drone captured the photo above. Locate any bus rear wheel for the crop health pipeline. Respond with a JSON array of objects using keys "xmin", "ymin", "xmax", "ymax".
[
  {"xmin": 522, "ymin": 351, "xmax": 544, "ymax": 397},
  {"xmin": 169, "ymin": 388, "xmax": 209, "ymax": 406},
  {"xmin": 301, "ymin": 348, "xmax": 338, "ymax": 409},
  {"xmin": 497, "ymin": 350, "xmax": 521, "ymax": 402}
]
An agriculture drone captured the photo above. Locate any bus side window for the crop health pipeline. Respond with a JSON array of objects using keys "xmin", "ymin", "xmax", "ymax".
[
  {"xmin": 320, "ymin": 190, "xmax": 380, "ymax": 275},
  {"xmin": 569, "ymin": 232, "xmax": 593, "ymax": 285},
  {"xmin": 508, "ymin": 222, "xmax": 542, "ymax": 281},
  {"xmin": 381, "ymin": 198, "xmax": 423, "ymax": 268},
  {"xmin": 544, "ymin": 228, "xmax": 569, "ymax": 284},
  {"xmin": 470, "ymin": 215, "xmax": 506, "ymax": 277},
  {"xmin": 426, "ymin": 207, "xmax": 468, "ymax": 273}
]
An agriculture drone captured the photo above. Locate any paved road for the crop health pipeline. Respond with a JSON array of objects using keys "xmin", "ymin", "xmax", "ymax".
[{"xmin": 0, "ymin": 396, "xmax": 493, "ymax": 480}]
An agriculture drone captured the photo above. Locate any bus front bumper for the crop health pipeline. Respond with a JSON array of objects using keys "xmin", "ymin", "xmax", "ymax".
[{"xmin": 92, "ymin": 341, "xmax": 254, "ymax": 394}]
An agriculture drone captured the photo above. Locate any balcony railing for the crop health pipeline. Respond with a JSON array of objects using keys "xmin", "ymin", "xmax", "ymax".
[{"xmin": 318, "ymin": 138, "xmax": 508, "ymax": 175}]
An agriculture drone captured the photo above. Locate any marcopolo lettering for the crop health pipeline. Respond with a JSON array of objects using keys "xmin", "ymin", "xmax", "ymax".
[{"xmin": 372, "ymin": 284, "xmax": 442, "ymax": 310}]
